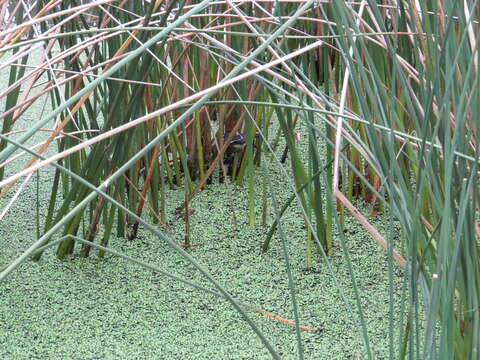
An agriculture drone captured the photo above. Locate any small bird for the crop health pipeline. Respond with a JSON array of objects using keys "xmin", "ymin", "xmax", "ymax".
[{"xmin": 223, "ymin": 131, "xmax": 246, "ymax": 153}]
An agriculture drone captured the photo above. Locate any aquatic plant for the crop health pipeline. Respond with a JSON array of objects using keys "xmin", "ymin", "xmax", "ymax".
[{"xmin": 0, "ymin": 1, "xmax": 478, "ymax": 358}]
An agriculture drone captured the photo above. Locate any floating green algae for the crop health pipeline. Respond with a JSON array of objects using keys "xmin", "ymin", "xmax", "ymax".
[{"xmin": 0, "ymin": 169, "xmax": 406, "ymax": 359}]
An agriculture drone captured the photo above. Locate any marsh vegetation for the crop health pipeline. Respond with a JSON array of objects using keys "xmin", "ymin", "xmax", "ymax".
[{"xmin": 0, "ymin": 1, "xmax": 478, "ymax": 359}]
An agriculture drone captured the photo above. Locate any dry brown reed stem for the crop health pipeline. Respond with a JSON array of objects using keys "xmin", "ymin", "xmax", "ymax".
[
  {"xmin": 0, "ymin": 26, "xmax": 129, "ymax": 93},
  {"xmin": 0, "ymin": 0, "xmax": 60, "ymax": 46},
  {"xmin": 250, "ymin": 307, "xmax": 313, "ymax": 332},
  {"xmin": 421, "ymin": 216, "xmax": 434, "ymax": 233},
  {"xmin": 335, "ymin": 189, "xmax": 406, "ymax": 269},
  {"xmin": 129, "ymin": 144, "xmax": 161, "ymax": 237},
  {"xmin": 10, "ymin": 38, "xmax": 57, "ymax": 123},
  {"xmin": 0, "ymin": 129, "xmax": 99, "ymax": 170},
  {"xmin": 0, "ymin": 0, "xmax": 116, "ymax": 44},
  {"xmin": 4, "ymin": 61, "xmax": 171, "ymax": 99},
  {"xmin": 80, "ymin": 195, "xmax": 106, "ymax": 257},
  {"xmin": 0, "ymin": 11, "xmax": 132, "ymax": 84},
  {"xmin": 0, "ymin": 26, "xmax": 121, "ymax": 72},
  {"xmin": 0, "ymin": 78, "xmax": 54, "ymax": 130},
  {"xmin": 226, "ymin": 0, "xmax": 296, "ymax": 75},
  {"xmin": 121, "ymin": 169, "xmax": 168, "ymax": 228},
  {"xmin": 171, "ymin": 14, "xmax": 332, "ymax": 38},
  {"xmin": 32, "ymin": 1, "xmax": 96, "ymax": 42},
  {"xmin": 1, "ymin": 128, "xmax": 98, "ymax": 142}
]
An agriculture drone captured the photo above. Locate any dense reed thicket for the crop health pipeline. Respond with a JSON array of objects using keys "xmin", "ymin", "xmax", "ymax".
[{"xmin": 0, "ymin": 1, "xmax": 478, "ymax": 358}]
